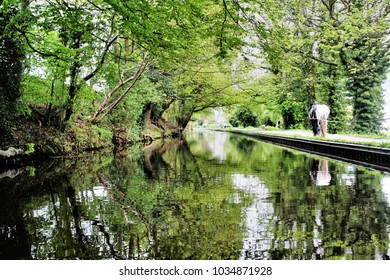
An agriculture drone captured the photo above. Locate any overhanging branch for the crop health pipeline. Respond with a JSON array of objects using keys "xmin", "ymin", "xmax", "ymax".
[
  {"xmin": 302, "ymin": 52, "xmax": 338, "ymax": 66},
  {"xmin": 83, "ymin": 35, "xmax": 119, "ymax": 81}
]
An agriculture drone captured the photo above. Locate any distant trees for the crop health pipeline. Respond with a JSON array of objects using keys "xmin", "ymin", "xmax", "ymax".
[{"xmin": 229, "ymin": 107, "xmax": 259, "ymax": 128}]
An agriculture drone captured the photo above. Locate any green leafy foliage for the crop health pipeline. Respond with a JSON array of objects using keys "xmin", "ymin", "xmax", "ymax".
[
  {"xmin": 244, "ymin": 0, "xmax": 389, "ymax": 134},
  {"xmin": 229, "ymin": 116, "xmax": 240, "ymax": 128},
  {"xmin": 230, "ymin": 107, "xmax": 259, "ymax": 128},
  {"xmin": 0, "ymin": 3, "xmax": 24, "ymax": 141},
  {"xmin": 1, "ymin": 0, "xmax": 388, "ymax": 149}
]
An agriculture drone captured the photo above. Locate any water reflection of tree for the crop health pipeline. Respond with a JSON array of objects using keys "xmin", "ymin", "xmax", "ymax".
[
  {"xmin": 318, "ymin": 169, "xmax": 390, "ymax": 260},
  {"xmin": 0, "ymin": 173, "xmax": 31, "ymax": 259},
  {"xmin": 1, "ymin": 138, "xmax": 251, "ymax": 259},
  {"xmin": 2, "ymin": 132, "xmax": 390, "ymax": 260},
  {"xmin": 0, "ymin": 154, "xmax": 135, "ymax": 259},
  {"xmin": 230, "ymin": 136, "xmax": 256, "ymax": 154},
  {"xmin": 0, "ymin": 159, "xmax": 102, "ymax": 259},
  {"xmin": 191, "ymin": 132, "xmax": 390, "ymax": 260},
  {"xmin": 233, "ymin": 139, "xmax": 390, "ymax": 260},
  {"xmin": 87, "ymin": 139, "xmax": 251, "ymax": 259},
  {"xmin": 144, "ymin": 135, "xmax": 390, "ymax": 260}
]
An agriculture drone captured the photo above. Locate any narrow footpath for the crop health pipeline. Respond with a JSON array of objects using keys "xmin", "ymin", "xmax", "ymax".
[{"xmin": 247, "ymin": 129, "xmax": 390, "ymax": 145}]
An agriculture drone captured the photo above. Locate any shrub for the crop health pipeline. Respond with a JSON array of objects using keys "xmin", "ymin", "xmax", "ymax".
[
  {"xmin": 228, "ymin": 116, "xmax": 240, "ymax": 127},
  {"xmin": 233, "ymin": 108, "xmax": 259, "ymax": 127}
]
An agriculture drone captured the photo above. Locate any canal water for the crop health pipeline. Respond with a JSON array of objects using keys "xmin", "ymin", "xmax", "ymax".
[{"xmin": 1, "ymin": 130, "xmax": 390, "ymax": 260}]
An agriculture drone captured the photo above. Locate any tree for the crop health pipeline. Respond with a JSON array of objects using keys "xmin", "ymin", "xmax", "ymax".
[
  {"xmin": 258, "ymin": 0, "xmax": 351, "ymax": 132},
  {"xmin": 339, "ymin": 4, "xmax": 390, "ymax": 133},
  {"xmin": 261, "ymin": 0, "xmax": 390, "ymax": 134},
  {"xmin": 5, "ymin": 0, "xmax": 120, "ymax": 129},
  {"xmin": 232, "ymin": 107, "xmax": 259, "ymax": 127},
  {"xmin": 236, "ymin": 0, "xmax": 389, "ymax": 134},
  {"xmin": 315, "ymin": 0, "xmax": 390, "ymax": 134},
  {"xmin": 0, "ymin": 1, "xmax": 26, "ymax": 142},
  {"xmin": 0, "ymin": 0, "xmax": 258, "ymax": 148},
  {"xmin": 160, "ymin": 55, "xmax": 246, "ymax": 133},
  {"xmin": 89, "ymin": 0, "xmax": 249, "ymax": 124}
]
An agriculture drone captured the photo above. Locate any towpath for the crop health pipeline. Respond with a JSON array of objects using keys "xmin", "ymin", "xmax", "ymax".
[{"xmin": 236, "ymin": 129, "xmax": 390, "ymax": 145}]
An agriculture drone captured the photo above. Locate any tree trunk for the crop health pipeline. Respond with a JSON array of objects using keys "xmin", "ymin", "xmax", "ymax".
[
  {"xmin": 144, "ymin": 103, "xmax": 154, "ymax": 126},
  {"xmin": 90, "ymin": 58, "xmax": 149, "ymax": 123},
  {"xmin": 63, "ymin": 33, "xmax": 82, "ymax": 125},
  {"xmin": 63, "ymin": 62, "xmax": 81, "ymax": 124}
]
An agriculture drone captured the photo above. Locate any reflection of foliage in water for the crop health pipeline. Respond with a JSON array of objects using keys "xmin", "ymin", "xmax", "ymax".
[
  {"xmin": 1, "ymin": 132, "xmax": 390, "ymax": 260},
  {"xmin": 187, "ymin": 131, "xmax": 390, "ymax": 260},
  {"xmin": 230, "ymin": 135, "xmax": 256, "ymax": 154},
  {"xmin": 0, "ymin": 140, "xmax": 251, "ymax": 259},
  {"xmin": 265, "ymin": 162, "xmax": 390, "ymax": 260}
]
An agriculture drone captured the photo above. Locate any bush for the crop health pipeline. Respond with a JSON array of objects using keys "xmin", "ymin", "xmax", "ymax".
[
  {"xmin": 228, "ymin": 116, "xmax": 240, "ymax": 127},
  {"xmin": 232, "ymin": 108, "xmax": 259, "ymax": 128}
]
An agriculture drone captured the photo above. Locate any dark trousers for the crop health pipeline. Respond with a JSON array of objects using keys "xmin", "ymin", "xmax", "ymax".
[{"xmin": 311, "ymin": 119, "xmax": 320, "ymax": 136}]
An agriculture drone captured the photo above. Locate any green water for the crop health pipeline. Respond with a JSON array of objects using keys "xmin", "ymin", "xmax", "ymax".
[{"xmin": 1, "ymin": 130, "xmax": 390, "ymax": 260}]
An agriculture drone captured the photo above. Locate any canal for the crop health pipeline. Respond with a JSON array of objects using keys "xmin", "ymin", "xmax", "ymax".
[{"xmin": 1, "ymin": 130, "xmax": 390, "ymax": 260}]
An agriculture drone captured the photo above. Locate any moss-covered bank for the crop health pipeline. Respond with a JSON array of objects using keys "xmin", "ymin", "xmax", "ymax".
[
  {"xmin": 0, "ymin": 115, "xmax": 177, "ymax": 165},
  {"xmin": 1, "ymin": 119, "xmax": 114, "ymax": 163}
]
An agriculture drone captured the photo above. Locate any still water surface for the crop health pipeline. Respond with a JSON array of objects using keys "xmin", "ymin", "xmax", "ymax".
[{"xmin": 1, "ymin": 131, "xmax": 390, "ymax": 260}]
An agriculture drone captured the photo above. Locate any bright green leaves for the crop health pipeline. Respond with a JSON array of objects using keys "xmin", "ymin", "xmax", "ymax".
[
  {"xmin": 103, "ymin": 0, "xmax": 247, "ymax": 64},
  {"xmin": 17, "ymin": 0, "xmax": 251, "ymax": 127},
  {"xmin": 8, "ymin": 0, "xmax": 388, "ymax": 137},
  {"xmin": 247, "ymin": 0, "xmax": 389, "ymax": 133}
]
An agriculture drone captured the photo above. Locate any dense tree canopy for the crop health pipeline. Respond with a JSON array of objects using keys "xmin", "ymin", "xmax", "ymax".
[
  {"xmin": 246, "ymin": 0, "xmax": 390, "ymax": 133},
  {"xmin": 0, "ymin": 0, "xmax": 389, "ymax": 149}
]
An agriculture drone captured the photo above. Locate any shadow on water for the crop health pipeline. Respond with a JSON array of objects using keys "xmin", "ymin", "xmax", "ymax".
[{"xmin": 1, "ymin": 130, "xmax": 390, "ymax": 260}]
